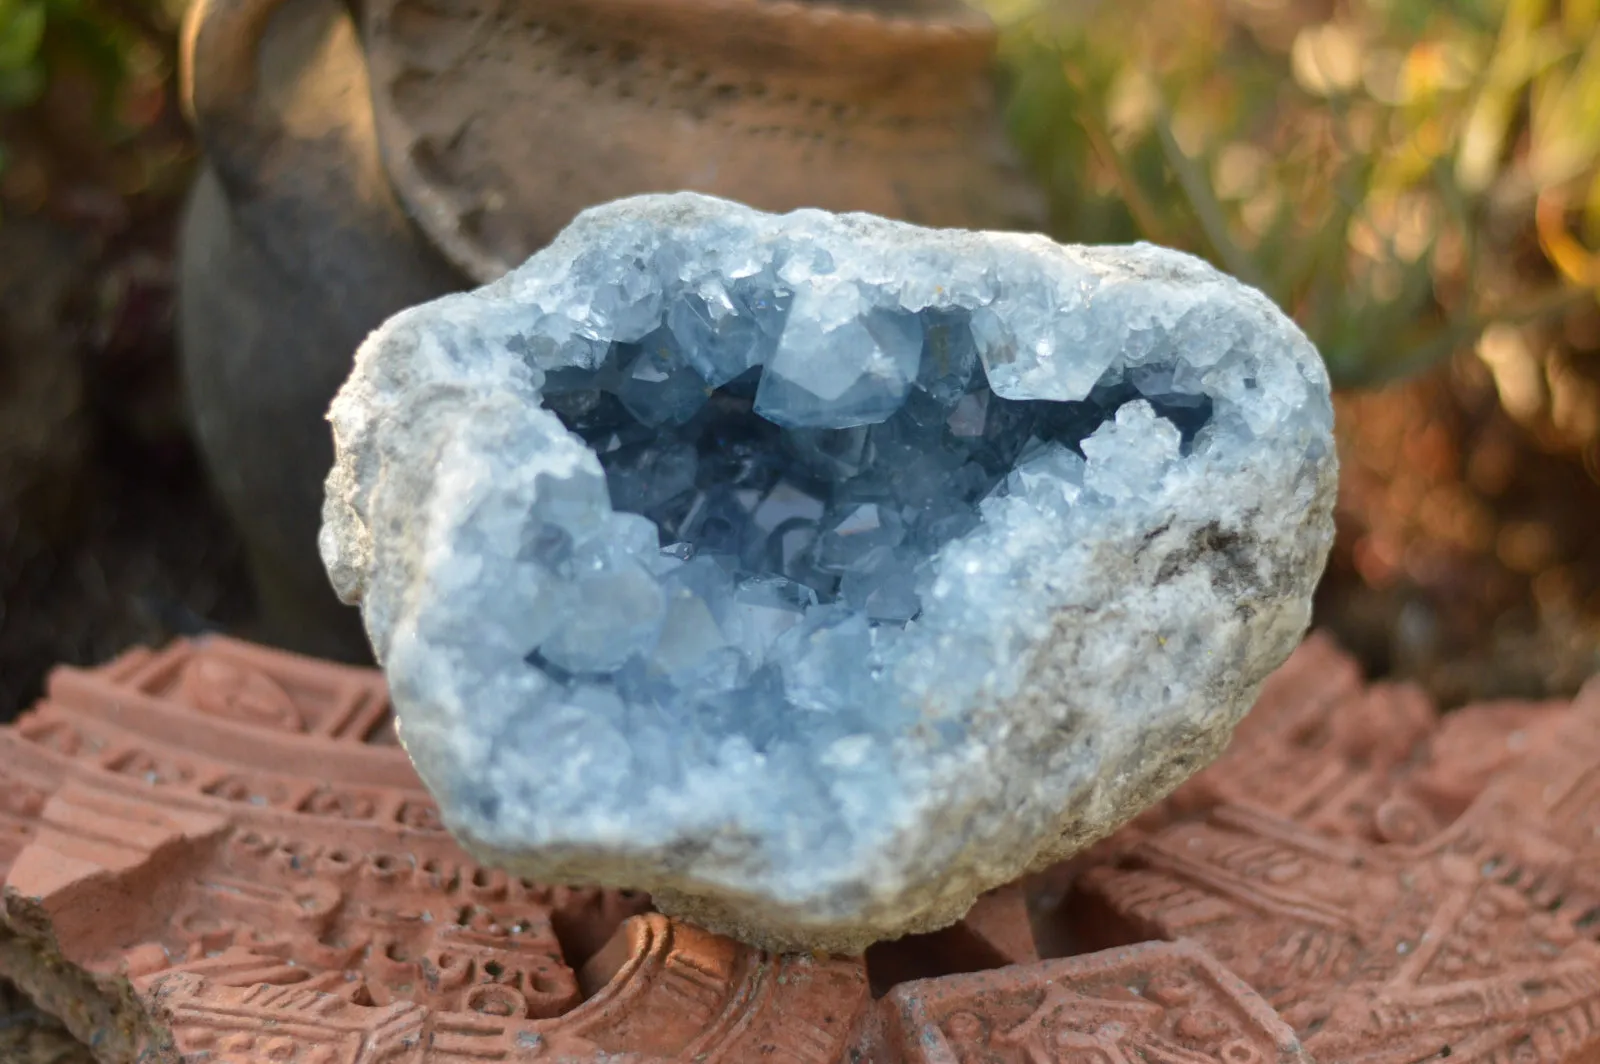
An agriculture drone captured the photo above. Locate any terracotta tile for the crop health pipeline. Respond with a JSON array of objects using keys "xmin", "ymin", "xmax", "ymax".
[
  {"xmin": 6, "ymin": 631, "xmax": 1599, "ymax": 1063},
  {"xmin": 866, "ymin": 939, "xmax": 1309, "ymax": 1063},
  {"xmin": 1070, "ymin": 681, "xmax": 1600, "ymax": 1064},
  {"xmin": 136, "ymin": 914, "xmax": 872, "ymax": 1064},
  {"xmin": 1396, "ymin": 697, "xmax": 1568, "ymax": 824},
  {"xmin": 1410, "ymin": 677, "xmax": 1600, "ymax": 923},
  {"xmin": 1158, "ymin": 675, "xmax": 1438, "ymax": 843},
  {"xmin": 0, "ymin": 636, "xmax": 873, "ymax": 1063},
  {"xmin": 954, "ymin": 884, "xmax": 1039, "ymax": 969},
  {"xmin": 1075, "ymin": 809, "xmax": 1600, "ymax": 1060},
  {"xmin": 1056, "ymin": 632, "xmax": 1563, "ymax": 874},
  {"xmin": 876, "ymin": 636, "xmax": 1599, "ymax": 1060}
]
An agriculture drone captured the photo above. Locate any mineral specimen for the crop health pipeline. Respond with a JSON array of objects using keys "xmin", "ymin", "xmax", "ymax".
[{"xmin": 320, "ymin": 192, "xmax": 1338, "ymax": 953}]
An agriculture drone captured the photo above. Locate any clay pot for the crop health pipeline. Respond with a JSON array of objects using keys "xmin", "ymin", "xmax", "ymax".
[{"xmin": 176, "ymin": 0, "xmax": 1044, "ymax": 663}]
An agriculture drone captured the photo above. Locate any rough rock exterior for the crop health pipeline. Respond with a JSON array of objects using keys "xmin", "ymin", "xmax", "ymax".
[{"xmin": 319, "ymin": 192, "xmax": 1338, "ymax": 952}]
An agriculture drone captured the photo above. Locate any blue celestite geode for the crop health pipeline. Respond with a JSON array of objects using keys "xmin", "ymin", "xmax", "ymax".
[{"xmin": 320, "ymin": 192, "xmax": 1337, "ymax": 952}]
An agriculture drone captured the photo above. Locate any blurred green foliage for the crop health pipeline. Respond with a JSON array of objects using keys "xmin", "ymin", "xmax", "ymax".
[
  {"xmin": 0, "ymin": 0, "xmax": 47, "ymax": 109},
  {"xmin": 0, "ymin": 0, "xmax": 175, "ymax": 111},
  {"xmin": 0, "ymin": 0, "xmax": 182, "ymax": 195},
  {"xmin": 989, "ymin": 0, "xmax": 1600, "ymax": 386}
]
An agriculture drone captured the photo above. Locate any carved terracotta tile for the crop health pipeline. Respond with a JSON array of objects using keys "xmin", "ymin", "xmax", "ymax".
[
  {"xmin": 1070, "ymin": 675, "xmax": 1600, "ymax": 1064},
  {"xmin": 1025, "ymin": 636, "xmax": 1442, "ymax": 963},
  {"xmin": 1408, "ymin": 677, "xmax": 1600, "ymax": 924},
  {"xmin": 0, "ymin": 636, "xmax": 872, "ymax": 1064},
  {"xmin": 953, "ymin": 884, "xmax": 1039, "ymax": 969},
  {"xmin": 8, "ymin": 631, "xmax": 1600, "ymax": 1063},
  {"xmin": 1395, "ymin": 697, "xmax": 1568, "ymax": 825},
  {"xmin": 137, "ymin": 914, "xmax": 872, "ymax": 1064},
  {"xmin": 867, "ymin": 938, "xmax": 1309, "ymax": 1064},
  {"xmin": 1075, "ymin": 807, "xmax": 1600, "ymax": 1062}
]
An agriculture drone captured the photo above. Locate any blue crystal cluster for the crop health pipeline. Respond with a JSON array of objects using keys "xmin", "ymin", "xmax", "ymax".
[
  {"xmin": 326, "ymin": 191, "xmax": 1332, "ymax": 795},
  {"xmin": 322, "ymin": 193, "xmax": 1337, "ymax": 952},
  {"xmin": 534, "ymin": 306, "xmax": 1216, "ymax": 717}
]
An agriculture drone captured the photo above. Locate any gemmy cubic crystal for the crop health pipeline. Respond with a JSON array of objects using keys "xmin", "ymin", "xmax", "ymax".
[{"xmin": 321, "ymin": 192, "xmax": 1338, "ymax": 953}]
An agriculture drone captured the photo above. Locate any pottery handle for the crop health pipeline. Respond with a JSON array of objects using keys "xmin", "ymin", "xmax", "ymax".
[{"xmin": 179, "ymin": 0, "xmax": 293, "ymax": 196}]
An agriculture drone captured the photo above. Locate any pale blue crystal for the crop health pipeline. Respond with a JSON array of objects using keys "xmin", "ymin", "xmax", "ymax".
[
  {"xmin": 667, "ymin": 278, "xmax": 792, "ymax": 386},
  {"xmin": 650, "ymin": 555, "xmax": 744, "ymax": 691},
  {"xmin": 782, "ymin": 426, "xmax": 873, "ymax": 480},
  {"xmin": 945, "ymin": 391, "xmax": 990, "ymax": 438},
  {"xmin": 599, "ymin": 440, "xmax": 696, "ymax": 523},
  {"xmin": 916, "ymin": 308, "xmax": 978, "ymax": 404},
  {"xmin": 841, "ymin": 556, "xmax": 921, "ymax": 624},
  {"xmin": 772, "ymin": 605, "xmax": 879, "ymax": 714},
  {"xmin": 1005, "ymin": 443, "xmax": 1087, "ymax": 518},
  {"xmin": 1082, "ymin": 400, "xmax": 1183, "ymax": 500},
  {"xmin": 729, "ymin": 575, "xmax": 818, "ymax": 659},
  {"xmin": 814, "ymin": 502, "xmax": 906, "ymax": 575},
  {"xmin": 751, "ymin": 481, "xmax": 825, "ymax": 534},
  {"xmin": 537, "ymin": 554, "xmax": 665, "ymax": 674},
  {"xmin": 754, "ymin": 308, "xmax": 923, "ymax": 428},
  {"xmin": 615, "ymin": 327, "xmax": 710, "ymax": 426},
  {"xmin": 678, "ymin": 488, "xmax": 758, "ymax": 558}
]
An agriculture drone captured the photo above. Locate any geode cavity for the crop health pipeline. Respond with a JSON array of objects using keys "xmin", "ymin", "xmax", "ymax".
[{"xmin": 320, "ymin": 192, "xmax": 1337, "ymax": 952}]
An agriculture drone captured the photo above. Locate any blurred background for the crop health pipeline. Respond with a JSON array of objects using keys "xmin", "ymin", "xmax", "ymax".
[
  {"xmin": 1, "ymin": 0, "xmax": 1597, "ymax": 717},
  {"xmin": 996, "ymin": 0, "xmax": 1600, "ymax": 703}
]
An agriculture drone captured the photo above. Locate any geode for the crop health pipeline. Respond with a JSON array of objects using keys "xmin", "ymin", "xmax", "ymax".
[{"xmin": 320, "ymin": 192, "xmax": 1337, "ymax": 953}]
